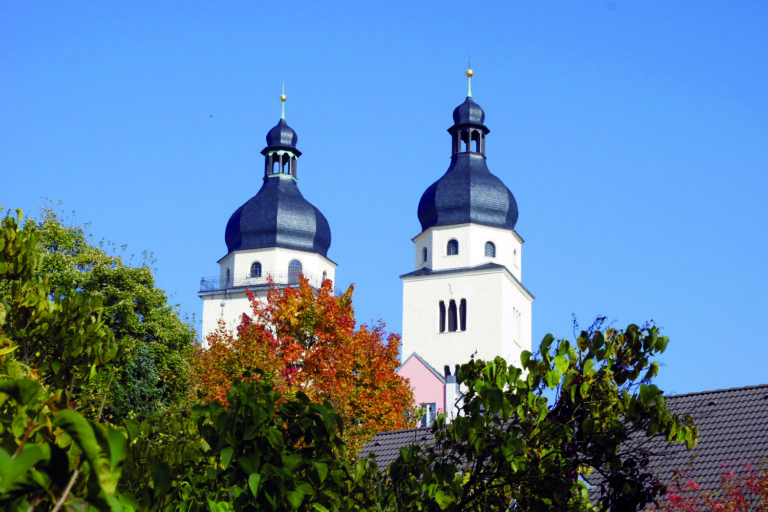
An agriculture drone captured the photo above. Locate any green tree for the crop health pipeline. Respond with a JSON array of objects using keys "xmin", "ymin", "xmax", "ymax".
[
  {"xmin": 385, "ymin": 322, "xmax": 699, "ymax": 511},
  {"xmin": 121, "ymin": 373, "xmax": 385, "ymax": 511},
  {"xmin": 25, "ymin": 207, "xmax": 196, "ymax": 420},
  {"xmin": 0, "ymin": 208, "xmax": 128, "ymax": 510}
]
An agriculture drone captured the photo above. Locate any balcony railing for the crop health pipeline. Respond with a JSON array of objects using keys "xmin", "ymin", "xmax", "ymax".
[{"xmin": 199, "ymin": 271, "xmax": 328, "ymax": 293}]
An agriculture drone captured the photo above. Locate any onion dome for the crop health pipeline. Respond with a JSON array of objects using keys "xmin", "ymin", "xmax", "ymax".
[
  {"xmin": 417, "ymin": 69, "xmax": 518, "ymax": 232},
  {"xmin": 224, "ymin": 92, "xmax": 331, "ymax": 256},
  {"xmin": 224, "ymin": 177, "xmax": 331, "ymax": 256},
  {"xmin": 452, "ymin": 97, "xmax": 485, "ymax": 125},
  {"xmin": 265, "ymin": 118, "xmax": 299, "ymax": 150}
]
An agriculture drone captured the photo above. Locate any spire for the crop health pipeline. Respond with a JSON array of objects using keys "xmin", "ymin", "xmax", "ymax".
[
  {"xmin": 263, "ymin": 90, "xmax": 300, "ymax": 179},
  {"xmin": 466, "ymin": 57, "xmax": 473, "ymax": 98}
]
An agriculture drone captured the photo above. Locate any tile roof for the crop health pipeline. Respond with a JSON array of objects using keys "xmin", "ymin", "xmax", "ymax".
[
  {"xmin": 642, "ymin": 383, "xmax": 768, "ymax": 495},
  {"xmin": 361, "ymin": 427, "xmax": 436, "ymax": 469},
  {"xmin": 361, "ymin": 384, "xmax": 768, "ymax": 494}
]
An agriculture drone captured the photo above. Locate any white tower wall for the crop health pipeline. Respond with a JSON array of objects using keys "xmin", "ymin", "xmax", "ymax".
[
  {"xmin": 200, "ymin": 247, "xmax": 336, "ymax": 341},
  {"xmin": 401, "ymin": 251, "xmax": 532, "ymax": 373}
]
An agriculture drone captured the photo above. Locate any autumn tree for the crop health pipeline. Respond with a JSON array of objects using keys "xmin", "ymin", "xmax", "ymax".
[{"xmin": 195, "ymin": 276, "xmax": 415, "ymax": 454}]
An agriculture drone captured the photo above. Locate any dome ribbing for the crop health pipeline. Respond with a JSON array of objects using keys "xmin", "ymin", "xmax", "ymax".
[
  {"xmin": 224, "ymin": 116, "xmax": 331, "ymax": 256},
  {"xmin": 417, "ymin": 96, "xmax": 518, "ymax": 232}
]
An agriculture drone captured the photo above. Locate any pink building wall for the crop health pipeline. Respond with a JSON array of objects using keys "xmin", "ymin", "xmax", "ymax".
[{"xmin": 397, "ymin": 353, "xmax": 445, "ymax": 415}]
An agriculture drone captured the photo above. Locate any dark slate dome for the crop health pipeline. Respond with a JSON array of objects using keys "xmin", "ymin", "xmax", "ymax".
[
  {"xmin": 265, "ymin": 118, "xmax": 298, "ymax": 149},
  {"xmin": 417, "ymin": 154, "xmax": 518, "ymax": 231},
  {"xmin": 225, "ymin": 176, "xmax": 331, "ymax": 256},
  {"xmin": 452, "ymin": 97, "xmax": 485, "ymax": 125},
  {"xmin": 417, "ymin": 96, "xmax": 518, "ymax": 232},
  {"xmin": 224, "ymin": 115, "xmax": 330, "ymax": 256}
]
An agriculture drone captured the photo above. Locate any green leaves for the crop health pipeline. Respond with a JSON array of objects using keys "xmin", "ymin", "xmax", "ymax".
[
  {"xmin": 554, "ymin": 354, "xmax": 569, "ymax": 375},
  {"xmin": 53, "ymin": 409, "xmax": 126, "ymax": 496},
  {"xmin": 118, "ymin": 376, "xmax": 382, "ymax": 511},
  {"xmin": 545, "ymin": 369, "xmax": 561, "ymax": 388},
  {"xmin": 387, "ymin": 323, "xmax": 699, "ymax": 512},
  {"xmin": 0, "ymin": 445, "xmax": 49, "ymax": 496},
  {"xmin": 0, "ymin": 378, "xmax": 41, "ymax": 405}
]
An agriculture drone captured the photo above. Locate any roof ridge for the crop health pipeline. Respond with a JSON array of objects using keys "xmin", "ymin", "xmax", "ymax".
[
  {"xmin": 666, "ymin": 383, "xmax": 768, "ymax": 399},
  {"xmin": 374, "ymin": 427, "xmax": 431, "ymax": 437}
]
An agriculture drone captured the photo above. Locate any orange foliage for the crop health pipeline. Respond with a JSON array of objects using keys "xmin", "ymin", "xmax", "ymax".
[{"xmin": 194, "ymin": 276, "xmax": 414, "ymax": 454}]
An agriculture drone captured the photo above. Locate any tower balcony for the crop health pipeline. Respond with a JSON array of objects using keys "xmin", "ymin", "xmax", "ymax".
[{"xmin": 198, "ymin": 271, "xmax": 336, "ymax": 295}]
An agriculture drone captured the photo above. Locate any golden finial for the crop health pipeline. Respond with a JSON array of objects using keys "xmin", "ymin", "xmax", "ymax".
[
  {"xmin": 280, "ymin": 82, "xmax": 287, "ymax": 119},
  {"xmin": 466, "ymin": 55, "xmax": 473, "ymax": 97}
]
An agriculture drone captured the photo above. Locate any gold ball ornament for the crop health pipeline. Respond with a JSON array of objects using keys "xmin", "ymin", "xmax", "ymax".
[
  {"xmin": 466, "ymin": 68, "xmax": 474, "ymax": 78},
  {"xmin": 280, "ymin": 93, "xmax": 287, "ymax": 102}
]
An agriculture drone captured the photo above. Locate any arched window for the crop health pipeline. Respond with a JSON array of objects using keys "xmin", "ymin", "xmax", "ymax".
[
  {"xmin": 250, "ymin": 261, "xmax": 262, "ymax": 278},
  {"xmin": 448, "ymin": 300, "xmax": 458, "ymax": 332},
  {"xmin": 471, "ymin": 130, "xmax": 481, "ymax": 153},
  {"xmin": 460, "ymin": 299, "xmax": 467, "ymax": 331},
  {"xmin": 439, "ymin": 301, "xmax": 446, "ymax": 333},
  {"xmin": 461, "ymin": 130, "xmax": 470, "ymax": 153},
  {"xmin": 288, "ymin": 259, "xmax": 302, "ymax": 284},
  {"xmin": 485, "ymin": 241, "xmax": 495, "ymax": 258},
  {"xmin": 322, "ymin": 271, "xmax": 327, "ymax": 282},
  {"xmin": 422, "ymin": 247, "xmax": 428, "ymax": 262},
  {"xmin": 281, "ymin": 154, "xmax": 291, "ymax": 174},
  {"xmin": 225, "ymin": 268, "xmax": 231, "ymax": 286},
  {"xmin": 447, "ymin": 239, "xmax": 459, "ymax": 256}
]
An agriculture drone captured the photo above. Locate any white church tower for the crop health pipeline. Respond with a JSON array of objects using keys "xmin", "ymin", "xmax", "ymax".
[
  {"xmin": 401, "ymin": 70, "xmax": 533, "ymax": 377},
  {"xmin": 199, "ymin": 94, "xmax": 336, "ymax": 340}
]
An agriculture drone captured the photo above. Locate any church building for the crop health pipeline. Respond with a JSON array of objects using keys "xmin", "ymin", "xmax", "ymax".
[
  {"xmin": 397, "ymin": 69, "xmax": 534, "ymax": 424},
  {"xmin": 198, "ymin": 71, "xmax": 533, "ymax": 427},
  {"xmin": 198, "ymin": 94, "xmax": 335, "ymax": 339}
]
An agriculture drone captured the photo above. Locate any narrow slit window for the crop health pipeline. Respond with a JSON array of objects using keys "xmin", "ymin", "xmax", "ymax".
[
  {"xmin": 422, "ymin": 247, "xmax": 428, "ymax": 262},
  {"xmin": 459, "ymin": 299, "xmax": 467, "ymax": 331},
  {"xmin": 448, "ymin": 300, "xmax": 457, "ymax": 332},
  {"xmin": 439, "ymin": 301, "xmax": 446, "ymax": 333}
]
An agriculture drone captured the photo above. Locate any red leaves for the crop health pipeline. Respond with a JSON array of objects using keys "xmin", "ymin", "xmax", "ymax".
[
  {"xmin": 655, "ymin": 464, "xmax": 768, "ymax": 511},
  {"xmin": 194, "ymin": 276, "xmax": 413, "ymax": 455}
]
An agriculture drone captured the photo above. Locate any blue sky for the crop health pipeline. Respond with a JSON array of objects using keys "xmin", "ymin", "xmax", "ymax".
[{"xmin": 3, "ymin": 2, "xmax": 767, "ymax": 395}]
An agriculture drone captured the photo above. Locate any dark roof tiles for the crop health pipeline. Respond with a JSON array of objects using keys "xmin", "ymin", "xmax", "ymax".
[
  {"xmin": 361, "ymin": 384, "xmax": 768, "ymax": 492},
  {"xmin": 362, "ymin": 428, "xmax": 436, "ymax": 469},
  {"xmin": 644, "ymin": 384, "xmax": 768, "ymax": 494}
]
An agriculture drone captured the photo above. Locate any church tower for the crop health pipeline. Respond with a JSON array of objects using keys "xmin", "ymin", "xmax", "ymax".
[
  {"xmin": 401, "ymin": 69, "xmax": 533, "ymax": 379},
  {"xmin": 199, "ymin": 93, "xmax": 336, "ymax": 340}
]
